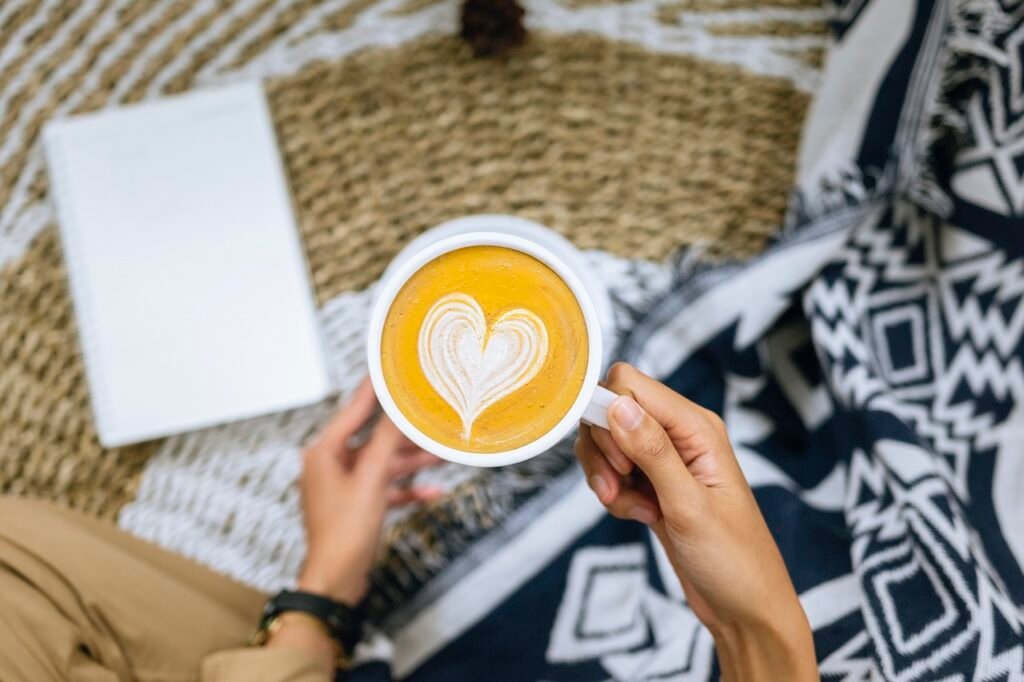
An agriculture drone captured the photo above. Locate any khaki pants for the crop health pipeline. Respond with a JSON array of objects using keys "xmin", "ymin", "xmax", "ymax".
[{"xmin": 0, "ymin": 497, "xmax": 329, "ymax": 681}]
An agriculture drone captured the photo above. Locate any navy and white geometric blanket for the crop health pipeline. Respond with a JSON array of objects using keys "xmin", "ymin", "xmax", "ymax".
[{"xmin": 347, "ymin": 2, "xmax": 1024, "ymax": 680}]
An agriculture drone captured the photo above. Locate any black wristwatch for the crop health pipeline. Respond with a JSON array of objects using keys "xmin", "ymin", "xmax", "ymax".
[{"xmin": 249, "ymin": 590, "xmax": 365, "ymax": 668}]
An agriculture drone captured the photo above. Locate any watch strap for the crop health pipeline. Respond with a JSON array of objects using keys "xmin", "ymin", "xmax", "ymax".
[{"xmin": 261, "ymin": 589, "xmax": 365, "ymax": 655}]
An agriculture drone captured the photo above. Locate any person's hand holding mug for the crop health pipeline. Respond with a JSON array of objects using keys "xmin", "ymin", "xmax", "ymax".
[{"xmin": 575, "ymin": 363, "xmax": 817, "ymax": 681}]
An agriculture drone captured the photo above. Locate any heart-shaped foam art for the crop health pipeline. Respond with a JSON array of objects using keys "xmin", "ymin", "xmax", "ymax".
[{"xmin": 418, "ymin": 292, "xmax": 549, "ymax": 442}]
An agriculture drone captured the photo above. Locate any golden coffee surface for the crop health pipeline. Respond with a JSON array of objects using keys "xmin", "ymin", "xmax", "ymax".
[{"xmin": 381, "ymin": 246, "xmax": 588, "ymax": 453}]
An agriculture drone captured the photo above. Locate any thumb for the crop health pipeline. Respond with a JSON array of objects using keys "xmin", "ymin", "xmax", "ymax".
[
  {"xmin": 607, "ymin": 395, "xmax": 699, "ymax": 519},
  {"xmin": 354, "ymin": 417, "xmax": 404, "ymax": 490}
]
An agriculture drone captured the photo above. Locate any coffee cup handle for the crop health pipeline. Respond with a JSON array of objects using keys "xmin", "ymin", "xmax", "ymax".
[{"xmin": 581, "ymin": 386, "xmax": 618, "ymax": 430}]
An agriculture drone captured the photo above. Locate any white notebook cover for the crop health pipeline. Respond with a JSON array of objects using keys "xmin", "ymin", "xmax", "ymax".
[{"xmin": 43, "ymin": 82, "xmax": 332, "ymax": 447}]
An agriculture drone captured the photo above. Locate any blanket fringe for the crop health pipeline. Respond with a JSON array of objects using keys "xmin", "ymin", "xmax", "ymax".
[
  {"xmin": 789, "ymin": 0, "xmax": 1012, "ymax": 228},
  {"xmin": 908, "ymin": 0, "xmax": 1014, "ymax": 216}
]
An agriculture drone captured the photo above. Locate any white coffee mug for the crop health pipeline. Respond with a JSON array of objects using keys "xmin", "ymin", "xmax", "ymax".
[{"xmin": 367, "ymin": 230, "xmax": 617, "ymax": 467}]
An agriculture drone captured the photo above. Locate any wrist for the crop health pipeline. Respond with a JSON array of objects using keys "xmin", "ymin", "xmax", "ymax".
[
  {"xmin": 711, "ymin": 607, "xmax": 817, "ymax": 682},
  {"xmin": 262, "ymin": 612, "xmax": 341, "ymax": 675},
  {"xmin": 298, "ymin": 560, "xmax": 367, "ymax": 606},
  {"xmin": 297, "ymin": 572, "xmax": 366, "ymax": 606}
]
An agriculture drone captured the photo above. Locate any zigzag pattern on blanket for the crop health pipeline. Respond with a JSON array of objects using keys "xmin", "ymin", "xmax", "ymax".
[{"xmin": 806, "ymin": 201, "xmax": 1024, "ymax": 679}]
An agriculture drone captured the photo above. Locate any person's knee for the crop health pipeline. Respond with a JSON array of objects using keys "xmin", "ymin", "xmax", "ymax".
[{"xmin": 0, "ymin": 496, "xmax": 62, "ymax": 539}]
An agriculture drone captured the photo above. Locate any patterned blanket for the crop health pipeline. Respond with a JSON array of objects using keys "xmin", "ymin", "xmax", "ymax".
[{"xmin": 347, "ymin": 2, "xmax": 1024, "ymax": 679}]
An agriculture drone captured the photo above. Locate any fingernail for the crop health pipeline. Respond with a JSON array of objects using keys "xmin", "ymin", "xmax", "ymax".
[
  {"xmin": 611, "ymin": 396, "xmax": 644, "ymax": 431},
  {"xmin": 607, "ymin": 451, "xmax": 631, "ymax": 476},
  {"xmin": 590, "ymin": 475, "xmax": 611, "ymax": 503},
  {"xmin": 629, "ymin": 506, "xmax": 657, "ymax": 525}
]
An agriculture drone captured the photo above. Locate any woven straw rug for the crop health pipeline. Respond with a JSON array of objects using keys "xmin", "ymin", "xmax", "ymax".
[{"xmin": 0, "ymin": 0, "xmax": 825, "ymax": 581}]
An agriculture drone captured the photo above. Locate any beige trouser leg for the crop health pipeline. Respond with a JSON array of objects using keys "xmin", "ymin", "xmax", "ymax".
[{"xmin": 0, "ymin": 496, "xmax": 270, "ymax": 681}]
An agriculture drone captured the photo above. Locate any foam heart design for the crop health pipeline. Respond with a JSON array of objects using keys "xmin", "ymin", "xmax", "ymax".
[{"xmin": 419, "ymin": 292, "xmax": 549, "ymax": 441}]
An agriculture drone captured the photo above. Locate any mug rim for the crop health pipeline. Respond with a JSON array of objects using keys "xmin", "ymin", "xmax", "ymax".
[{"xmin": 367, "ymin": 229, "xmax": 603, "ymax": 467}]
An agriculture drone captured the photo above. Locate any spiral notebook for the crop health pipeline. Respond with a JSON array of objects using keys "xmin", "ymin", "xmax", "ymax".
[{"xmin": 43, "ymin": 82, "xmax": 331, "ymax": 448}]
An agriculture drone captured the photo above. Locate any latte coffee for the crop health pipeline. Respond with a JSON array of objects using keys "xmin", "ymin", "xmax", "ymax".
[{"xmin": 380, "ymin": 245, "xmax": 588, "ymax": 453}]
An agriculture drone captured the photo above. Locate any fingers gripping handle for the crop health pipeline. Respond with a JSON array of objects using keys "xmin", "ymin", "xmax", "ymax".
[{"xmin": 581, "ymin": 386, "xmax": 617, "ymax": 430}]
